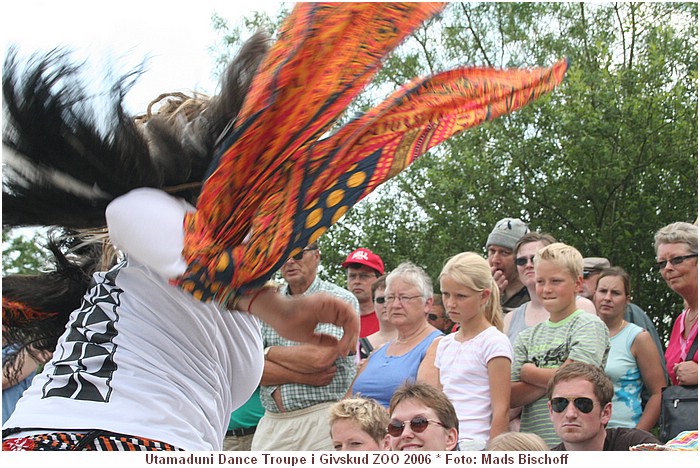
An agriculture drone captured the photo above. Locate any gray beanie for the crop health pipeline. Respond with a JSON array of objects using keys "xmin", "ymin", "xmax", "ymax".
[{"xmin": 486, "ymin": 218, "xmax": 530, "ymax": 250}]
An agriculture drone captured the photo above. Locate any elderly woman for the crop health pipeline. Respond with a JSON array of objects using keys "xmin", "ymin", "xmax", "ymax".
[
  {"xmin": 654, "ymin": 222, "xmax": 698, "ymax": 387},
  {"xmin": 350, "ymin": 262, "xmax": 442, "ymax": 407}
]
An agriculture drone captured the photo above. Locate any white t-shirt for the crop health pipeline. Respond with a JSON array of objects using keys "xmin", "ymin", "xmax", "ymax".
[
  {"xmin": 4, "ymin": 188, "xmax": 263, "ymax": 450},
  {"xmin": 435, "ymin": 327, "xmax": 513, "ymax": 442}
]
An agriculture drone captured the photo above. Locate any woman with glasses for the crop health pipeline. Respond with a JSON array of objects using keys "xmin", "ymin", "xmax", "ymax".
[
  {"xmin": 350, "ymin": 263, "xmax": 442, "ymax": 408},
  {"xmin": 386, "ymin": 382, "xmax": 459, "ymax": 451},
  {"xmin": 654, "ymin": 222, "xmax": 698, "ymax": 387},
  {"xmin": 593, "ymin": 267, "xmax": 665, "ymax": 431}
]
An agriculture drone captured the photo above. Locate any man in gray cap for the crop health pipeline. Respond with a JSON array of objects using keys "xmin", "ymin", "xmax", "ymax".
[
  {"xmin": 486, "ymin": 217, "xmax": 530, "ymax": 314},
  {"xmin": 581, "ymin": 257, "xmax": 611, "ymax": 300}
]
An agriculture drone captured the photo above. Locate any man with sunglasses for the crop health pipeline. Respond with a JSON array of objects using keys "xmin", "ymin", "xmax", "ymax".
[
  {"xmin": 427, "ymin": 294, "xmax": 457, "ymax": 335},
  {"xmin": 252, "ymin": 243, "xmax": 360, "ymax": 450},
  {"xmin": 547, "ymin": 362, "xmax": 660, "ymax": 451}
]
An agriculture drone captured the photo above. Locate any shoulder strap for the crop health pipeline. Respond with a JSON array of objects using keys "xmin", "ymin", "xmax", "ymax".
[
  {"xmin": 686, "ymin": 333, "xmax": 698, "ymax": 362},
  {"xmin": 359, "ymin": 337, "xmax": 374, "ymax": 357}
]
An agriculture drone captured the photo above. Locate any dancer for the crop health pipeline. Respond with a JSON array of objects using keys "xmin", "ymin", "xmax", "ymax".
[{"xmin": 3, "ymin": 3, "xmax": 567, "ymax": 451}]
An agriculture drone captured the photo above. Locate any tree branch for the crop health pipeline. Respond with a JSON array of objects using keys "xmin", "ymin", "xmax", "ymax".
[{"xmin": 460, "ymin": 2, "xmax": 493, "ymax": 67}]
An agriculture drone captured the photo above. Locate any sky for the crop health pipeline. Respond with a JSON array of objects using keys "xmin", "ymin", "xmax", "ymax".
[
  {"xmin": 1, "ymin": 0, "xmax": 282, "ymax": 112},
  {"xmin": 0, "ymin": 0, "xmax": 281, "ymax": 245}
]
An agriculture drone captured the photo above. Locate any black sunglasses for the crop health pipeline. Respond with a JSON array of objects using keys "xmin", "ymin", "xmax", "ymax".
[
  {"xmin": 652, "ymin": 254, "xmax": 698, "ymax": 271},
  {"xmin": 427, "ymin": 313, "xmax": 439, "ymax": 321},
  {"xmin": 387, "ymin": 416, "xmax": 444, "ymax": 437},
  {"xmin": 515, "ymin": 255, "xmax": 535, "ymax": 266},
  {"xmin": 290, "ymin": 247, "xmax": 317, "ymax": 261},
  {"xmin": 374, "ymin": 296, "xmax": 386, "ymax": 304},
  {"xmin": 550, "ymin": 397, "xmax": 595, "ymax": 414}
]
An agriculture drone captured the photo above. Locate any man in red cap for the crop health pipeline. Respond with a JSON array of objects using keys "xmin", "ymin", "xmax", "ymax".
[{"xmin": 342, "ymin": 248, "xmax": 385, "ymax": 337}]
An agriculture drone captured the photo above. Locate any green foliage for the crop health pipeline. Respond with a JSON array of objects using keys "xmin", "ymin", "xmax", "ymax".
[
  {"xmin": 2, "ymin": 228, "xmax": 50, "ymax": 275},
  {"xmin": 212, "ymin": 2, "xmax": 697, "ymax": 345}
]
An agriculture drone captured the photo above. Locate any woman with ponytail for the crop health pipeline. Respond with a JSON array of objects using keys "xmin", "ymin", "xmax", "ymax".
[{"xmin": 418, "ymin": 252, "xmax": 512, "ymax": 451}]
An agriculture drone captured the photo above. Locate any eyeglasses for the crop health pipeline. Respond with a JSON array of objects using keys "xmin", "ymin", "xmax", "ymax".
[
  {"xmin": 384, "ymin": 295, "xmax": 422, "ymax": 304},
  {"xmin": 289, "ymin": 247, "xmax": 317, "ymax": 261},
  {"xmin": 550, "ymin": 397, "xmax": 595, "ymax": 414},
  {"xmin": 374, "ymin": 296, "xmax": 386, "ymax": 304},
  {"xmin": 652, "ymin": 254, "xmax": 698, "ymax": 271},
  {"xmin": 387, "ymin": 416, "xmax": 445, "ymax": 437},
  {"xmin": 427, "ymin": 313, "xmax": 449, "ymax": 321},
  {"xmin": 515, "ymin": 255, "xmax": 535, "ymax": 266}
]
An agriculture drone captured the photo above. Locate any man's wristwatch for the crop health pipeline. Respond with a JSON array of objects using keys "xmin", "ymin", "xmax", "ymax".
[{"xmin": 263, "ymin": 346, "xmax": 271, "ymax": 359}]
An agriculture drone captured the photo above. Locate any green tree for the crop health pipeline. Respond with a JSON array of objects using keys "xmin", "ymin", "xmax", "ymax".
[
  {"xmin": 213, "ymin": 2, "xmax": 696, "ymax": 344},
  {"xmin": 2, "ymin": 228, "xmax": 50, "ymax": 275}
]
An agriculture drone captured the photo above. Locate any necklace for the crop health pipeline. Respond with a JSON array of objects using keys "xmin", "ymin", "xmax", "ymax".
[
  {"xmin": 394, "ymin": 324, "xmax": 428, "ymax": 344},
  {"xmin": 609, "ymin": 320, "xmax": 626, "ymax": 337}
]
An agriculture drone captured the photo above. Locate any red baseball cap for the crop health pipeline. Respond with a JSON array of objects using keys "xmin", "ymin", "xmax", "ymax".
[{"xmin": 342, "ymin": 248, "xmax": 385, "ymax": 275}]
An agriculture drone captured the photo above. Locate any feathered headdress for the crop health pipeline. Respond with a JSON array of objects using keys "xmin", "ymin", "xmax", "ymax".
[
  {"xmin": 2, "ymin": 32, "xmax": 271, "ymax": 228},
  {"xmin": 1, "ymin": 32, "xmax": 271, "ymax": 375}
]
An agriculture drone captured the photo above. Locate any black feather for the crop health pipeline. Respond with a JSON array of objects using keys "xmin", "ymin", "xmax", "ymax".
[
  {"xmin": 2, "ymin": 32, "xmax": 271, "ymax": 229},
  {"xmin": 2, "ymin": 229, "xmax": 106, "ymax": 383}
]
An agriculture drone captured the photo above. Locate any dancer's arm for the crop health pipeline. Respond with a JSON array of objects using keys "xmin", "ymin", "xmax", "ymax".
[
  {"xmin": 237, "ymin": 288, "xmax": 359, "ymax": 358},
  {"xmin": 106, "ymin": 188, "xmax": 358, "ymax": 356}
]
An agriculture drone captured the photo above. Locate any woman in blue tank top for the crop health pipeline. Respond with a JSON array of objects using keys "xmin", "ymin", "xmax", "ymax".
[{"xmin": 350, "ymin": 262, "xmax": 443, "ymax": 407}]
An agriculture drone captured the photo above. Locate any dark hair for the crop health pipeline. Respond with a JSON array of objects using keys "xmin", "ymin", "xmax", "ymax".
[
  {"xmin": 596, "ymin": 266, "xmax": 631, "ymax": 297},
  {"xmin": 1, "ymin": 34, "xmax": 270, "ymax": 378},
  {"xmin": 389, "ymin": 382, "xmax": 459, "ymax": 431},
  {"xmin": 371, "ymin": 274, "xmax": 387, "ymax": 299},
  {"xmin": 2, "ymin": 32, "xmax": 270, "ymax": 226},
  {"xmin": 546, "ymin": 362, "xmax": 613, "ymax": 406},
  {"xmin": 2, "ymin": 230, "xmax": 108, "ymax": 383},
  {"xmin": 514, "ymin": 232, "xmax": 557, "ymax": 257}
]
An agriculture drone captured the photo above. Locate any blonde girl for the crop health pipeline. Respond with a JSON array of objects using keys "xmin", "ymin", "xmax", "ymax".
[{"xmin": 418, "ymin": 252, "xmax": 512, "ymax": 451}]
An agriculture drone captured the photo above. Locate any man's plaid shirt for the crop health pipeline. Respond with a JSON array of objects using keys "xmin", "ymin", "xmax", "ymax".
[{"xmin": 259, "ymin": 276, "xmax": 359, "ymax": 412}]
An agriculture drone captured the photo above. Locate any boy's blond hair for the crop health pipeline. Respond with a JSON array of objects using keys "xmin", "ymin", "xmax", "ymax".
[
  {"xmin": 329, "ymin": 396, "xmax": 390, "ymax": 444},
  {"xmin": 534, "ymin": 242, "xmax": 584, "ymax": 281}
]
